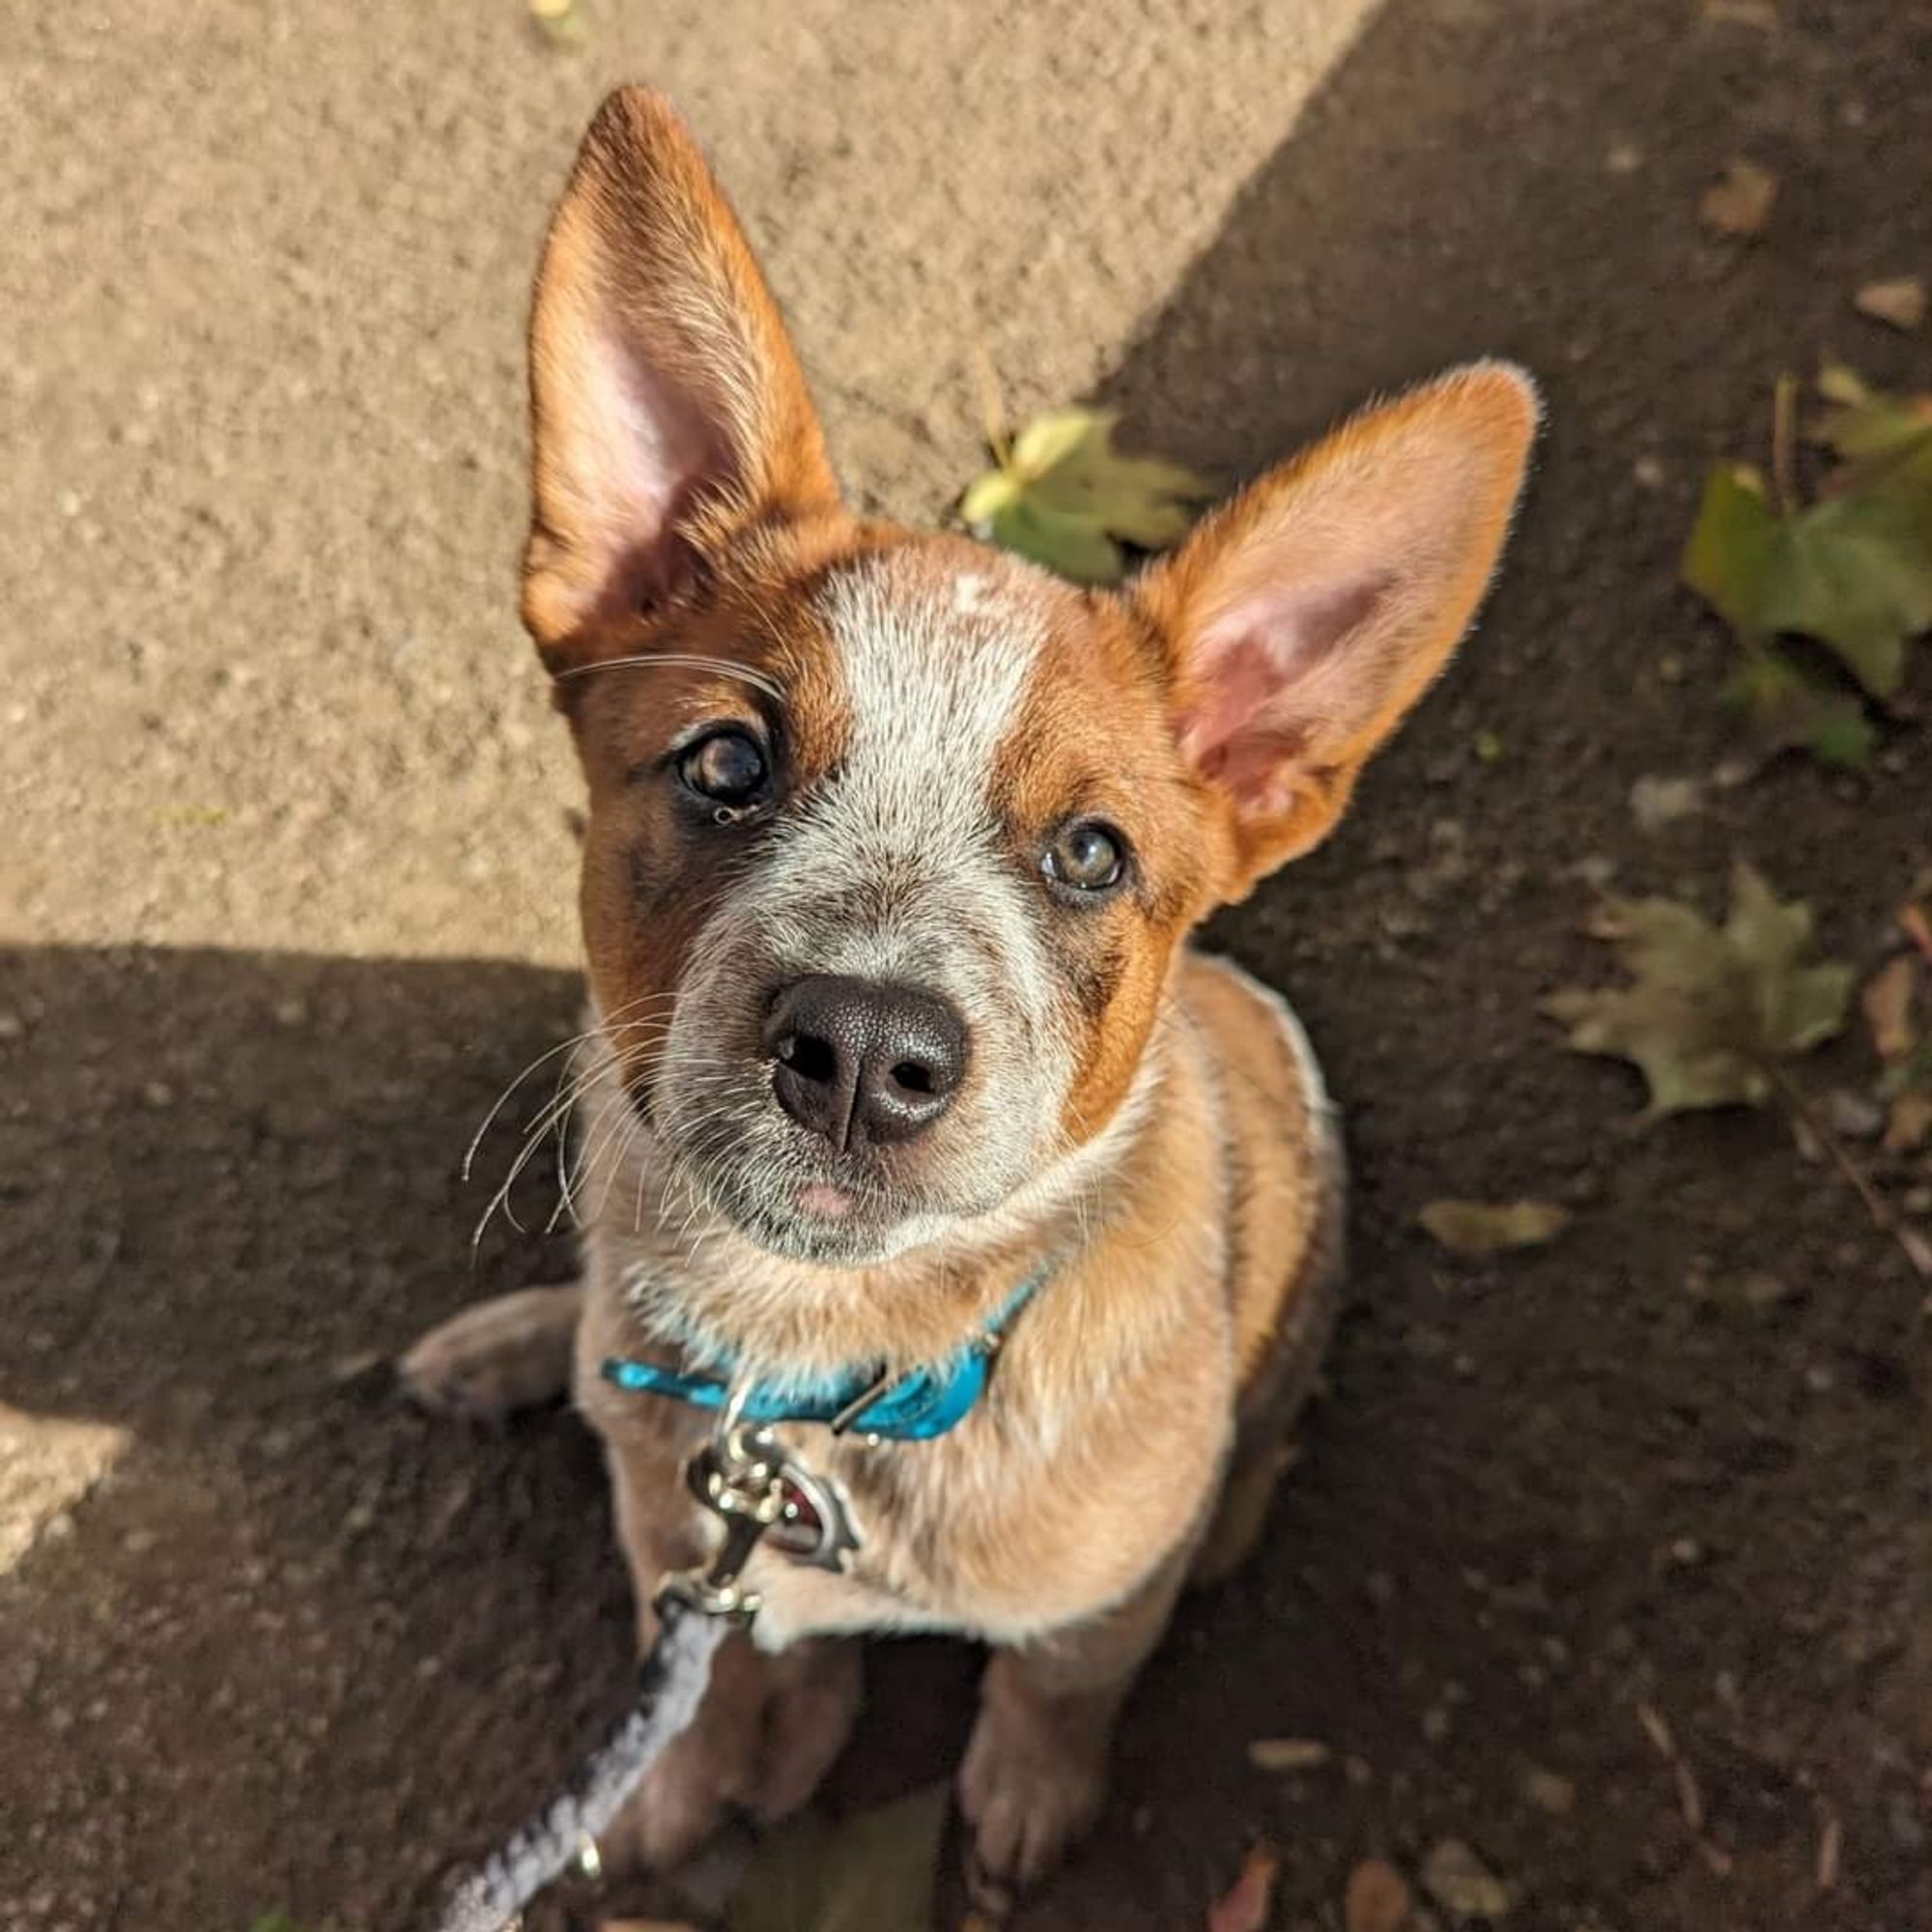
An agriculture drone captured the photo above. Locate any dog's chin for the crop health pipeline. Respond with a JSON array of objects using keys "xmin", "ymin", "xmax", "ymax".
[{"xmin": 670, "ymin": 1131, "xmax": 1022, "ymax": 1267}]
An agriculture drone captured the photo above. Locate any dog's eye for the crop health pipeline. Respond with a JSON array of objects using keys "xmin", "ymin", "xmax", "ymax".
[
  {"xmin": 679, "ymin": 729, "xmax": 768, "ymax": 806},
  {"xmin": 1041, "ymin": 820, "xmax": 1126, "ymax": 895}
]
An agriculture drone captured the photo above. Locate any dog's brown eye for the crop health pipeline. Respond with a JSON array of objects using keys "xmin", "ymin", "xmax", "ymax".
[
  {"xmin": 679, "ymin": 729, "xmax": 767, "ymax": 806},
  {"xmin": 1042, "ymin": 820, "xmax": 1125, "ymax": 895}
]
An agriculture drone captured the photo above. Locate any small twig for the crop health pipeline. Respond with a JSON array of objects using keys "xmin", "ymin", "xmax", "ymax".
[
  {"xmin": 1766, "ymin": 1063, "xmax": 1932, "ymax": 1280},
  {"xmin": 1815, "ymin": 1807, "xmax": 1842, "ymax": 1891},
  {"xmin": 1772, "ymin": 373, "xmax": 1802, "ymax": 517},
  {"xmin": 969, "ymin": 338, "xmax": 1011, "ymax": 470},
  {"xmin": 1634, "ymin": 1700, "xmax": 1731, "ymax": 1876}
]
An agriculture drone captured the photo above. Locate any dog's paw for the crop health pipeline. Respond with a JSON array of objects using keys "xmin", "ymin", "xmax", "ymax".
[
  {"xmin": 397, "ymin": 1282, "xmax": 582, "ymax": 1421},
  {"xmin": 957, "ymin": 1691, "xmax": 1108, "ymax": 1905}
]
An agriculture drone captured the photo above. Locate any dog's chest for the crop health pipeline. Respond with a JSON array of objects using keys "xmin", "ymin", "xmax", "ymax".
[{"xmin": 729, "ymin": 1430, "xmax": 988, "ymax": 1652}]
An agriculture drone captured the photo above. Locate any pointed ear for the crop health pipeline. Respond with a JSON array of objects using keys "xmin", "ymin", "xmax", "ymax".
[
  {"xmin": 522, "ymin": 88, "xmax": 840, "ymax": 667},
  {"xmin": 1133, "ymin": 362, "xmax": 1539, "ymax": 895}
]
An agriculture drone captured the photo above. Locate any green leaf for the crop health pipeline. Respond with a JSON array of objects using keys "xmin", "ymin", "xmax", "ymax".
[
  {"xmin": 961, "ymin": 407, "xmax": 1213, "ymax": 584},
  {"xmin": 1418, "ymin": 1199, "xmax": 1573, "ymax": 1254},
  {"xmin": 982, "ymin": 494, "xmax": 1127, "ymax": 583},
  {"xmin": 1684, "ymin": 462, "xmax": 1932, "ymax": 696},
  {"xmin": 1811, "ymin": 360, "xmax": 1932, "ymax": 466},
  {"xmin": 727, "ymin": 1784, "xmax": 949, "ymax": 1932},
  {"xmin": 1545, "ymin": 863, "xmax": 1853, "ymax": 1120},
  {"xmin": 1724, "ymin": 650, "xmax": 1875, "ymax": 770}
]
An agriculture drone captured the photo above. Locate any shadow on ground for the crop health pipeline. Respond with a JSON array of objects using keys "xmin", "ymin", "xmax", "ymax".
[{"xmin": 7, "ymin": 0, "xmax": 1931, "ymax": 1927}]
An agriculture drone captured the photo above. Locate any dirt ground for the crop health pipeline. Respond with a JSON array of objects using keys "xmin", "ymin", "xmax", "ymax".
[{"xmin": 4, "ymin": 2, "xmax": 1930, "ymax": 1929}]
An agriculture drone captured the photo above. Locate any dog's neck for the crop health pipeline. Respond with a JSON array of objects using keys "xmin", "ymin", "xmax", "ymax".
[{"xmin": 577, "ymin": 1021, "xmax": 1174, "ymax": 1386}]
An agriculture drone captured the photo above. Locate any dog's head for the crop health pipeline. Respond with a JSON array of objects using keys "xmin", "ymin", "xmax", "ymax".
[{"xmin": 523, "ymin": 90, "xmax": 1536, "ymax": 1266}]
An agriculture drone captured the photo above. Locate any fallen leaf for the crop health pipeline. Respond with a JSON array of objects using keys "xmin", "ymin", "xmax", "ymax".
[
  {"xmin": 1724, "ymin": 650, "xmax": 1876, "ymax": 770},
  {"xmin": 726, "ymin": 1784, "xmax": 948, "ymax": 1932},
  {"xmin": 1864, "ymin": 956, "xmax": 1917, "ymax": 1062},
  {"xmin": 1522, "ymin": 1766, "xmax": 1577, "ymax": 1815},
  {"xmin": 1418, "ymin": 1199, "xmax": 1573, "ymax": 1254},
  {"xmin": 1420, "ymin": 1838, "xmax": 1512, "ymax": 1920},
  {"xmin": 1855, "ymin": 277, "xmax": 1928, "ymax": 333},
  {"xmin": 1546, "ymin": 863, "xmax": 1854, "ymax": 1119},
  {"xmin": 528, "ymin": 0, "xmax": 587, "ymax": 43},
  {"xmin": 1344, "ymin": 1858, "xmax": 1413, "ymax": 1932},
  {"xmin": 1207, "ymin": 1845, "xmax": 1279, "ymax": 1932},
  {"xmin": 1886, "ymin": 1089, "xmax": 1932, "ymax": 1151},
  {"xmin": 961, "ymin": 409, "xmax": 1213, "ymax": 584},
  {"xmin": 1629, "ymin": 773, "xmax": 1703, "ymax": 832},
  {"xmin": 1698, "ymin": 158, "xmax": 1776, "ymax": 237},
  {"xmin": 1684, "ymin": 461, "xmax": 1932, "ymax": 698},
  {"xmin": 1248, "ymin": 1737, "xmax": 1332, "ymax": 1772},
  {"xmin": 1811, "ymin": 360, "xmax": 1932, "ymax": 469}
]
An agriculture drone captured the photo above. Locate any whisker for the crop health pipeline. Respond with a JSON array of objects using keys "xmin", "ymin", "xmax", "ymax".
[{"xmin": 554, "ymin": 652, "xmax": 786, "ymax": 705}]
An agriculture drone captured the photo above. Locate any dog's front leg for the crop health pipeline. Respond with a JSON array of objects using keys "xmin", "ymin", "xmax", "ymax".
[
  {"xmin": 594, "ymin": 1441, "xmax": 865, "ymax": 1876},
  {"xmin": 959, "ymin": 1543, "xmax": 1190, "ymax": 1905}
]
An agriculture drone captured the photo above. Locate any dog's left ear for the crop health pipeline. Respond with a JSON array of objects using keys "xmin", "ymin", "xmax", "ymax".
[{"xmin": 1132, "ymin": 362, "xmax": 1538, "ymax": 897}]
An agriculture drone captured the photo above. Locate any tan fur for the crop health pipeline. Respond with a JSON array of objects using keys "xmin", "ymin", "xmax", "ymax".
[{"xmin": 403, "ymin": 87, "xmax": 1535, "ymax": 1908}]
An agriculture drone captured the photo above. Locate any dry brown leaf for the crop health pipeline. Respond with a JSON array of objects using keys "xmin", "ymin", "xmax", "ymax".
[
  {"xmin": 1248, "ymin": 1737, "xmax": 1332, "ymax": 1773},
  {"xmin": 1864, "ymin": 957, "xmax": 1918, "ymax": 1062},
  {"xmin": 1418, "ymin": 1198, "xmax": 1572, "ymax": 1255},
  {"xmin": 1207, "ymin": 1846, "xmax": 1279, "ymax": 1932},
  {"xmin": 1699, "ymin": 159, "xmax": 1777, "ymax": 237},
  {"xmin": 1855, "ymin": 277, "xmax": 1928, "ymax": 333},
  {"xmin": 1886, "ymin": 1091, "xmax": 1932, "ymax": 1151},
  {"xmin": 1344, "ymin": 1858, "xmax": 1413, "ymax": 1932},
  {"xmin": 1420, "ymin": 1839, "xmax": 1513, "ymax": 1919}
]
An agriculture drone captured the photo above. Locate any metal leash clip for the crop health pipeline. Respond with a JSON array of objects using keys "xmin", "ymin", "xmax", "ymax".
[
  {"xmin": 654, "ymin": 1393, "xmax": 861, "ymax": 1623},
  {"xmin": 656, "ymin": 1409, "xmax": 791, "ymax": 1622}
]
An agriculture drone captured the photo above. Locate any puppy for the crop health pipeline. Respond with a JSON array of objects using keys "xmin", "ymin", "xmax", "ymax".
[{"xmin": 404, "ymin": 86, "xmax": 1534, "ymax": 1905}]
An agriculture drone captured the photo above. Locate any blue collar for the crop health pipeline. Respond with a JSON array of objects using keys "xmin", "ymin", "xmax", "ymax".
[{"xmin": 601, "ymin": 1264, "xmax": 1049, "ymax": 1443}]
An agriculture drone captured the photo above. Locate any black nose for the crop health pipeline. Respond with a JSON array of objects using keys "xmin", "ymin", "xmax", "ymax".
[{"xmin": 763, "ymin": 975, "xmax": 967, "ymax": 1150}]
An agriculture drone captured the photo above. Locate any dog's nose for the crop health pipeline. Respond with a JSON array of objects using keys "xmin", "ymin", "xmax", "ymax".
[{"xmin": 764, "ymin": 975, "xmax": 967, "ymax": 1150}]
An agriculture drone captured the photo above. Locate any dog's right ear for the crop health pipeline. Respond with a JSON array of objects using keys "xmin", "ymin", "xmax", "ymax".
[{"xmin": 522, "ymin": 88, "xmax": 839, "ymax": 668}]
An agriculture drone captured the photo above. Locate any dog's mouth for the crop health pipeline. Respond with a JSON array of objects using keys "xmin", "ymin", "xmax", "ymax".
[{"xmin": 668, "ymin": 1094, "xmax": 1014, "ymax": 1265}]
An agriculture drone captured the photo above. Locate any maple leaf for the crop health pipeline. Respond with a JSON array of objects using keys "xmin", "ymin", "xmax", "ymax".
[
  {"xmin": 962, "ymin": 409, "xmax": 1214, "ymax": 584},
  {"xmin": 1546, "ymin": 863, "xmax": 1853, "ymax": 1120},
  {"xmin": 1684, "ymin": 460, "xmax": 1932, "ymax": 698},
  {"xmin": 1684, "ymin": 365, "xmax": 1932, "ymax": 767}
]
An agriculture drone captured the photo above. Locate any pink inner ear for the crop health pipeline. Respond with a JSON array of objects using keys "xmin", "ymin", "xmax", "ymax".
[
  {"xmin": 571, "ymin": 331, "xmax": 737, "ymax": 617},
  {"xmin": 1178, "ymin": 574, "xmax": 1389, "ymax": 812}
]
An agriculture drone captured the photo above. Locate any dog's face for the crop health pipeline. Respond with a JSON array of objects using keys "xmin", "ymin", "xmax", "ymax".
[{"xmin": 523, "ymin": 92, "xmax": 1536, "ymax": 1265}]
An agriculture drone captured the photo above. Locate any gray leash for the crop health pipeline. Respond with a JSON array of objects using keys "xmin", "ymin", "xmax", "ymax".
[
  {"xmin": 428, "ymin": 1599, "xmax": 727, "ymax": 1932},
  {"xmin": 428, "ymin": 1410, "xmax": 805, "ymax": 1932}
]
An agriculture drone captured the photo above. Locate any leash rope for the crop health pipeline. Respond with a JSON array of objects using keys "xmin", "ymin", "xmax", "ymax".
[
  {"xmin": 428, "ymin": 1598, "xmax": 726, "ymax": 1932},
  {"xmin": 428, "ymin": 1409, "xmax": 790, "ymax": 1932}
]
